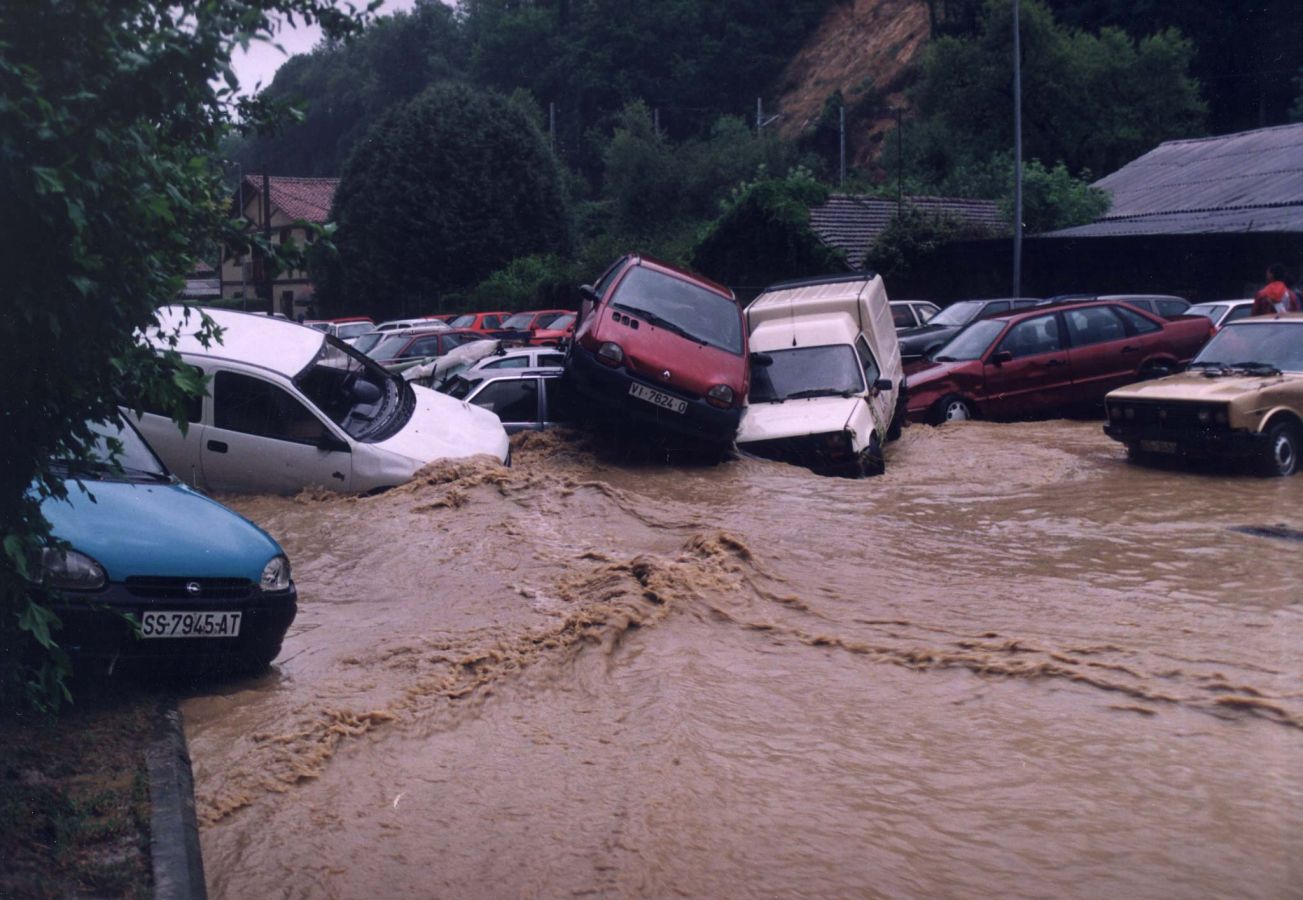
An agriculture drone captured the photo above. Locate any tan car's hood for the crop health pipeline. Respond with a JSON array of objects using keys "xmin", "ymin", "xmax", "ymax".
[{"xmin": 1108, "ymin": 370, "xmax": 1301, "ymax": 402}]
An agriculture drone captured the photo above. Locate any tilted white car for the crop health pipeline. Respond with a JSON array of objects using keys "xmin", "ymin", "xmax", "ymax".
[
  {"xmin": 134, "ymin": 307, "xmax": 509, "ymax": 494},
  {"xmin": 737, "ymin": 273, "xmax": 905, "ymax": 477}
]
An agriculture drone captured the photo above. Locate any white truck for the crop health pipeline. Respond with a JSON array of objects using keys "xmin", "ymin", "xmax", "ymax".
[{"xmin": 736, "ymin": 273, "xmax": 905, "ymax": 477}]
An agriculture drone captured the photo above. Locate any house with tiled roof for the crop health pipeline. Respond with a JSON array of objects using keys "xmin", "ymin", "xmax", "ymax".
[
  {"xmin": 810, "ymin": 194, "xmax": 1005, "ymax": 269},
  {"xmin": 219, "ymin": 175, "xmax": 338, "ymax": 315}
]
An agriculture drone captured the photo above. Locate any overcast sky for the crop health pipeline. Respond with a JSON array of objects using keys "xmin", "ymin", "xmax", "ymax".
[{"xmin": 230, "ymin": 0, "xmax": 420, "ymax": 95}]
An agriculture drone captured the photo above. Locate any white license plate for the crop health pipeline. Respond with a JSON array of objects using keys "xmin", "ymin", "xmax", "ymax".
[
  {"xmin": 629, "ymin": 382, "xmax": 687, "ymax": 414},
  {"xmin": 140, "ymin": 610, "xmax": 242, "ymax": 639},
  {"xmin": 1140, "ymin": 439, "xmax": 1179, "ymax": 454}
]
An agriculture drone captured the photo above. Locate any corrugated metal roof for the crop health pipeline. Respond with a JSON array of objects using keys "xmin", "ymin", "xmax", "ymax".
[
  {"xmin": 810, "ymin": 195, "xmax": 1005, "ymax": 268},
  {"xmin": 1044, "ymin": 122, "xmax": 1303, "ymax": 238}
]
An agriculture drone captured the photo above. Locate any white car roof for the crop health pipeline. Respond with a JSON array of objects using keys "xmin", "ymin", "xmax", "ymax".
[{"xmin": 150, "ymin": 305, "xmax": 325, "ymax": 375}]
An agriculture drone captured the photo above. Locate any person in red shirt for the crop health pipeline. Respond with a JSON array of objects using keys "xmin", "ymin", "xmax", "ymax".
[{"xmin": 1252, "ymin": 263, "xmax": 1300, "ymax": 316}]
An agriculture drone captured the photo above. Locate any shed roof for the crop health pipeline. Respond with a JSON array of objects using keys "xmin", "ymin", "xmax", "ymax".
[
  {"xmin": 810, "ymin": 195, "xmax": 1005, "ymax": 268},
  {"xmin": 241, "ymin": 175, "xmax": 339, "ymax": 223},
  {"xmin": 1046, "ymin": 123, "xmax": 1303, "ymax": 238}
]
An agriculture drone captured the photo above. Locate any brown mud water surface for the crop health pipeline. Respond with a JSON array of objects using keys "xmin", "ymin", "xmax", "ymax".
[{"xmin": 185, "ymin": 421, "xmax": 1303, "ymax": 898}]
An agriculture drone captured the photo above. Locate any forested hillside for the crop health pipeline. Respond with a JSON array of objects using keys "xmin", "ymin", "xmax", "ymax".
[{"xmin": 224, "ymin": 0, "xmax": 1303, "ymax": 315}]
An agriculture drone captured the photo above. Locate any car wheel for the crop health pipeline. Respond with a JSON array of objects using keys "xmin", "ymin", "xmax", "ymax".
[
  {"xmin": 931, "ymin": 394, "xmax": 974, "ymax": 426},
  {"xmin": 1258, "ymin": 420, "xmax": 1300, "ymax": 477},
  {"xmin": 859, "ymin": 434, "xmax": 885, "ymax": 477}
]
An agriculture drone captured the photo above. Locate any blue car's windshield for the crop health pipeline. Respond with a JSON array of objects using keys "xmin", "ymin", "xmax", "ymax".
[
  {"xmin": 611, "ymin": 267, "xmax": 743, "ymax": 355},
  {"xmin": 54, "ymin": 419, "xmax": 170, "ymax": 482}
]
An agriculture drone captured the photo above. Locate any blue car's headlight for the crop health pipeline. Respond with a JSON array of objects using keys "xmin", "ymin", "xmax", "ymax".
[
  {"xmin": 260, "ymin": 555, "xmax": 292, "ymax": 592},
  {"xmin": 36, "ymin": 548, "xmax": 107, "ymax": 591}
]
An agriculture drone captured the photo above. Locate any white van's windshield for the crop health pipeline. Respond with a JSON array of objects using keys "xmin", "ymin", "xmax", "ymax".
[
  {"xmin": 750, "ymin": 345, "xmax": 865, "ymax": 402},
  {"xmin": 611, "ymin": 267, "xmax": 743, "ymax": 355},
  {"xmin": 294, "ymin": 337, "xmax": 413, "ymax": 441}
]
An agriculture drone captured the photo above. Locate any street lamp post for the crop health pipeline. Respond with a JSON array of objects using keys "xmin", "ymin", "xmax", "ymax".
[{"xmin": 1012, "ymin": 0, "xmax": 1024, "ymax": 298}]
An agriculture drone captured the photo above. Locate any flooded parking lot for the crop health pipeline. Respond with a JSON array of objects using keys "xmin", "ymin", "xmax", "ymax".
[{"xmin": 183, "ymin": 420, "xmax": 1302, "ymax": 898}]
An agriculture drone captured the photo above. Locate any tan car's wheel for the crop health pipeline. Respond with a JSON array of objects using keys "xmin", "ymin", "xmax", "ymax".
[{"xmin": 1259, "ymin": 421, "xmax": 1300, "ymax": 477}]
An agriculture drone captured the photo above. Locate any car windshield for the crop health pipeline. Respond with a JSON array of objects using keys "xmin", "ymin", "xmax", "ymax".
[
  {"xmin": 55, "ymin": 419, "xmax": 170, "ymax": 482},
  {"xmin": 749, "ymin": 345, "xmax": 865, "ymax": 402},
  {"xmin": 932, "ymin": 319, "xmax": 1005, "ymax": 361},
  {"xmin": 294, "ymin": 336, "xmax": 412, "ymax": 441},
  {"xmin": 1189, "ymin": 322, "xmax": 1303, "ymax": 373},
  {"xmin": 371, "ymin": 333, "xmax": 421, "ymax": 360},
  {"xmin": 450, "ymin": 315, "xmax": 476, "ymax": 328},
  {"xmin": 1186, "ymin": 303, "xmax": 1227, "ymax": 322},
  {"xmin": 929, "ymin": 300, "xmax": 985, "ymax": 327},
  {"xmin": 336, "ymin": 322, "xmax": 373, "ymax": 340},
  {"xmin": 501, "ymin": 312, "xmax": 536, "ymax": 329},
  {"xmin": 352, "ymin": 332, "xmax": 385, "ymax": 355},
  {"xmin": 611, "ymin": 266, "xmax": 742, "ymax": 354},
  {"xmin": 547, "ymin": 314, "xmax": 576, "ymax": 330}
]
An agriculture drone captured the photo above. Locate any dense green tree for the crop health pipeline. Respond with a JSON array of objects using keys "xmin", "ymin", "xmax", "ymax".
[
  {"xmin": 692, "ymin": 170, "xmax": 844, "ymax": 297},
  {"xmin": 1004, "ymin": 159, "xmax": 1110, "ymax": 233},
  {"xmin": 0, "ymin": 0, "xmax": 368, "ymax": 710},
  {"xmin": 865, "ymin": 204, "xmax": 998, "ymax": 282},
  {"xmin": 909, "ymin": 0, "xmax": 1205, "ymax": 181},
  {"xmin": 321, "ymin": 82, "xmax": 571, "ymax": 319},
  {"xmin": 231, "ymin": 0, "xmax": 467, "ymax": 176}
]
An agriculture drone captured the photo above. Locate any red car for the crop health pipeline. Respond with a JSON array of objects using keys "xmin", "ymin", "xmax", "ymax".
[
  {"xmin": 565, "ymin": 255, "xmax": 748, "ymax": 444},
  {"xmin": 492, "ymin": 309, "xmax": 572, "ymax": 343},
  {"xmin": 905, "ymin": 300, "xmax": 1213, "ymax": 424},
  {"xmin": 529, "ymin": 312, "xmax": 576, "ymax": 346},
  {"xmin": 370, "ymin": 328, "xmax": 484, "ymax": 368},
  {"xmin": 447, "ymin": 311, "xmax": 511, "ymax": 333}
]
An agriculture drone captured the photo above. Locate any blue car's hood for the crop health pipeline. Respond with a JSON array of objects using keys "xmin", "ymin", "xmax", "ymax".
[{"xmin": 41, "ymin": 479, "xmax": 282, "ymax": 581}]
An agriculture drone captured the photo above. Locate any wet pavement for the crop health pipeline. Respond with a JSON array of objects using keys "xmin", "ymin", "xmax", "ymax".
[{"xmin": 183, "ymin": 420, "xmax": 1303, "ymax": 898}]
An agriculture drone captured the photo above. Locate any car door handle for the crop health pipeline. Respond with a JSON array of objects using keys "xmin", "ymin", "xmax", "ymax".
[{"xmin": 206, "ymin": 440, "xmax": 228, "ymax": 453}]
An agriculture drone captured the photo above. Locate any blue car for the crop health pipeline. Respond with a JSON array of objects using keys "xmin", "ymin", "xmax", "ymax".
[{"xmin": 35, "ymin": 419, "xmax": 297, "ymax": 674}]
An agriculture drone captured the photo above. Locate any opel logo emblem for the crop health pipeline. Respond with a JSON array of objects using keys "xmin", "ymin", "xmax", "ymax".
[
  {"xmin": 661, "ymin": 369, "xmax": 671, "ymax": 381},
  {"xmin": 185, "ymin": 581, "xmax": 202, "ymax": 596}
]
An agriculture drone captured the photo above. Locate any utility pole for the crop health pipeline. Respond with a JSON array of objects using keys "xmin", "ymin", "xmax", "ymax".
[
  {"xmin": 755, "ymin": 97, "xmax": 779, "ymax": 131},
  {"xmin": 236, "ymin": 164, "xmax": 247, "ymax": 311},
  {"xmin": 839, "ymin": 105, "xmax": 846, "ymax": 187},
  {"xmin": 261, "ymin": 170, "xmax": 273, "ymax": 313},
  {"xmin": 895, "ymin": 107, "xmax": 903, "ymax": 213},
  {"xmin": 1012, "ymin": 0, "xmax": 1024, "ymax": 298},
  {"xmin": 549, "ymin": 101, "xmax": 556, "ymax": 150}
]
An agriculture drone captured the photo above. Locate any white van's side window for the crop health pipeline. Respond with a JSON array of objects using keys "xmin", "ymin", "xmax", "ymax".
[
  {"xmin": 855, "ymin": 336, "xmax": 881, "ymax": 385},
  {"xmin": 213, "ymin": 372, "xmax": 330, "ymax": 445}
]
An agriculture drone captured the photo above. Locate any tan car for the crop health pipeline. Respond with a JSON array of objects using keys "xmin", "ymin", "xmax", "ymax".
[{"xmin": 1103, "ymin": 314, "xmax": 1303, "ymax": 476}]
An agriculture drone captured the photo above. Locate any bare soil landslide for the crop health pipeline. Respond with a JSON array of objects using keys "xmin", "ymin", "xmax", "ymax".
[{"xmin": 184, "ymin": 421, "xmax": 1303, "ymax": 898}]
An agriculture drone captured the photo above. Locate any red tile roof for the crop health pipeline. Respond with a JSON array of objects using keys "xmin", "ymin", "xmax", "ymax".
[{"xmin": 242, "ymin": 175, "xmax": 339, "ymax": 223}]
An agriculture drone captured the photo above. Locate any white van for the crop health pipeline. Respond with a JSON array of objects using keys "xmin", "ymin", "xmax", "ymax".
[
  {"xmin": 135, "ymin": 307, "xmax": 509, "ymax": 494},
  {"xmin": 736, "ymin": 273, "xmax": 905, "ymax": 477}
]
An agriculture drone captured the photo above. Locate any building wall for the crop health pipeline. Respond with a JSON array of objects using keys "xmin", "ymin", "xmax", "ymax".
[
  {"xmin": 219, "ymin": 193, "xmax": 322, "ymax": 317},
  {"xmin": 890, "ymin": 233, "xmax": 1303, "ymax": 303}
]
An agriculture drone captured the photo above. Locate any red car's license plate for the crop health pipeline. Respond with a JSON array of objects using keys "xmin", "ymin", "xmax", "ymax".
[{"xmin": 629, "ymin": 382, "xmax": 687, "ymax": 414}]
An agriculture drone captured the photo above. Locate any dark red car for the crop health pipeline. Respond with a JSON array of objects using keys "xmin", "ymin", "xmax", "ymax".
[
  {"xmin": 492, "ymin": 309, "xmax": 573, "ymax": 344},
  {"xmin": 370, "ymin": 328, "xmax": 484, "ymax": 368},
  {"xmin": 565, "ymin": 255, "xmax": 748, "ymax": 444},
  {"xmin": 529, "ymin": 313, "xmax": 576, "ymax": 346},
  {"xmin": 905, "ymin": 300, "xmax": 1213, "ymax": 424}
]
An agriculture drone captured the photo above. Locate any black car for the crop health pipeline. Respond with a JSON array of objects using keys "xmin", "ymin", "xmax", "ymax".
[{"xmin": 897, "ymin": 298, "xmax": 1041, "ymax": 361}]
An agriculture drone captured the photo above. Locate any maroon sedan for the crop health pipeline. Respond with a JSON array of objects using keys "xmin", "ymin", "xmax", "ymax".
[{"xmin": 905, "ymin": 300, "xmax": 1213, "ymax": 424}]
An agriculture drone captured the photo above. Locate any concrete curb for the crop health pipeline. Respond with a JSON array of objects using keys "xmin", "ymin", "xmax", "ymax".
[{"xmin": 146, "ymin": 701, "xmax": 207, "ymax": 900}]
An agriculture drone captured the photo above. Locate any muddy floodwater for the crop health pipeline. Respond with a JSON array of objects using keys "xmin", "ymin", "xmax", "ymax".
[{"xmin": 182, "ymin": 420, "xmax": 1302, "ymax": 899}]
